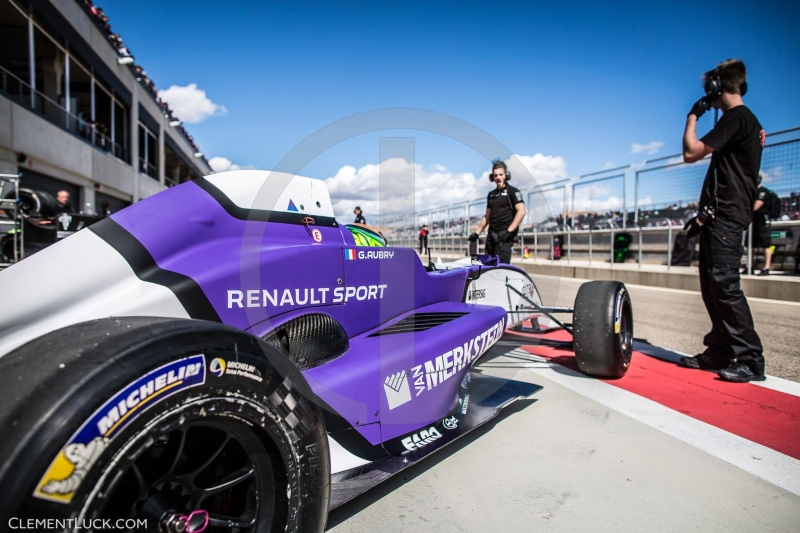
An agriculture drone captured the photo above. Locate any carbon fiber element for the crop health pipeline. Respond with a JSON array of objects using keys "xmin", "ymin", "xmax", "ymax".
[
  {"xmin": 367, "ymin": 312, "xmax": 468, "ymax": 337},
  {"xmin": 263, "ymin": 313, "xmax": 349, "ymax": 371}
]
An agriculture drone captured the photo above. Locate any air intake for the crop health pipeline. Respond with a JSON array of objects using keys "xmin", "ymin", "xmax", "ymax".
[
  {"xmin": 262, "ymin": 313, "xmax": 348, "ymax": 371},
  {"xmin": 368, "ymin": 312, "xmax": 468, "ymax": 337}
]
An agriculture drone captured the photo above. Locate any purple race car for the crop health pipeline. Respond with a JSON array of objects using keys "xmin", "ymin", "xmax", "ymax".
[{"xmin": 0, "ymin": 171, "xmax": 633, "ymax": 532}]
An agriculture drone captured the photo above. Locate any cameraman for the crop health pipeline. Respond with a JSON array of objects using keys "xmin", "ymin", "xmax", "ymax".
[
  {"xmin": 679, "ymin": 59, "xmax": 766, "ymax": 382},
  {"xmin": 469, "ymin": 160, "xmax": 526, "ymax": 264}
]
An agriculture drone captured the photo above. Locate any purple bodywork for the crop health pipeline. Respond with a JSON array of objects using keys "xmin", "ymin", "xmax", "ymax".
[{"xmin": 111, "ymin": 179, "xmax": 514, "ymax": 446}]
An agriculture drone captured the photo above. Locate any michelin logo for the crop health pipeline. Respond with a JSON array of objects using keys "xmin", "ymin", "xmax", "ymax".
[
  {"xmin": 383, "ymin": 371, "xmax": 412, "ymax": 410},
  {"xmin": 39, "ymin": 437, "xmax": 107, "ymax": 496},
  {"xmin": 33, "ymin": 355, "xmax": 206, "ymax": 504}
]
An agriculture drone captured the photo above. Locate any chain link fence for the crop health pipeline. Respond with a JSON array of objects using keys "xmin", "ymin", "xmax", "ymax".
[{"xmin": 377, "ymin": 126, "xmax": 800, "ymax": 271}]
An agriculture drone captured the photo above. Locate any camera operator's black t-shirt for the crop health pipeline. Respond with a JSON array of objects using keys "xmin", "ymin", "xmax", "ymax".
[
  {"xmin": 487, "ymin": 184, "xmax": 524, "ymax": 233},
  {"xmin": 699, "ymin": 105, "xmax": 765, "ymax": 229}
]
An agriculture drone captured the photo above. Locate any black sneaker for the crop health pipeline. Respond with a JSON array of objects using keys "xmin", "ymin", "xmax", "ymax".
[
  {"xmin": 757, "ymin": 269, "xmax": 770, "ymax": 276},
  {"xmin": 718, "ymin": 362, "xmax": 766, "ymax": 382},
  {"xmin": 678, "ymin": 354, "xmax": 729, "ymax": 371}
]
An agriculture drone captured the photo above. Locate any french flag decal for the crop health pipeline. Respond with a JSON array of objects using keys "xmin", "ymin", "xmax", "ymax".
[{"xmin": 344, "ymin": 249, "xmax": 357, "ymax": 260}]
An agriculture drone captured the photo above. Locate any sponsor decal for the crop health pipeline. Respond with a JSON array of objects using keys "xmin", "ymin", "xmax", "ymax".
[
  {"xmin": 614, "ymin": 288, "xmax": 625, "ymax": 334},
  {"xmin": 521, "ymin": 282, "xmax": 533, "ymax": 298},
  {"xmin": 467, "ymin": 288, "xmax": 486, "ymax": 301},
  {"xmin": 460, "ymin": 394, "xmax": 470, "ymax": 415},
  {"xmin": 210, "ymin": 357, "xmax": 226, "ymax": 377},
  {"xmin": 442, "ymin": 416, "xmax": 458, "ymax": 430},
  {"xmin": 515, "ymin": 191, "xmax": 523, "ymax": 202},
  {"xmin": 58, "ymin": 213, "xmax": 72, "ymax": 231},
  {"xmin": 382, "ymin": 318, "xmax": 504, "ymax": 409},
  {"xmin": 409, "ymin": 318, "xmax": 504, "ymax": 397},
  {"xmin": 287, "ymin": 199, "xmax": 298, "ymax": 212},
  {"xmin": 459, "ymin": 373, "xmax": 471, "ymax": 414},
  {"xmin": 34, "ymin": 355, "xmax": 206, "ymax": 504},
  {"xmin": 312, "ymin": 228, "xmax": 322, "ymax": 242},
  {"xmin": 401, "ymin": 426, "xmax": 442, "ymax": 451},
  {"xmin": 227, "ymin": 284, "xmax": 388, "ymax": 309},
  {"xmin": 210, "ymin": 358, "xmax": 262, "ymax": 382},
  {"xmin": 383, "ymin": 371, "xmax": 412, "ymax": 410}
]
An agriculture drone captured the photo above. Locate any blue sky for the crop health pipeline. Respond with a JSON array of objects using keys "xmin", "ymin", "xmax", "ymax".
[{"xmin": 100, "ymin": 0, "xmax": 800, "ymax": 218}]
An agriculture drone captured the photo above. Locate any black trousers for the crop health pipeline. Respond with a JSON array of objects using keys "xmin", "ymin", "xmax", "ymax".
[
  {"xmin": 418, "ymin": 236, "xmax": 427, "ymax": 254},
  {"xmin": 485, "ymin": 232, "xmax": 513, "ymax": 264},
  {"xmin": 698, "ymin": 217, "xmax": 764, "ymax": 372}
]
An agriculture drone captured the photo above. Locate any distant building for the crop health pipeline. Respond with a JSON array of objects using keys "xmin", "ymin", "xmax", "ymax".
[{"xmin": 0, "ymin": 0, "xmax": 212, "ymax": 214}]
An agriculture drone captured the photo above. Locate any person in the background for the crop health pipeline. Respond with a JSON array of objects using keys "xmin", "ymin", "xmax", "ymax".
[
  {"xmin": 100, "ymin": 200, "xmax": 112, "ymax": 219},
  {"xmin": 418, "ymin": 224, "xmax": 428, "ymax": 255},
  {"xmin": 55, "ymin": 190, "xmax": 74, "ymax": 214},
  {"xmin": 752, "ymin": 175, "xmax": 774, "ymax": 276},
  {"xmin": 353, "ymin": 206, "xmax": 366, "ymax": 224},
  {"xmin": 469, "ymin": 160, "xmax": 526, "ymax": 264}
]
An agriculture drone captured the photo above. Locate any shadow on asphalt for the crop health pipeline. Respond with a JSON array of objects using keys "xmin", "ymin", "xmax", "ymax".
[{"xmin": 325, "ymin": 397, "xmax": 539, "ymax": 530}]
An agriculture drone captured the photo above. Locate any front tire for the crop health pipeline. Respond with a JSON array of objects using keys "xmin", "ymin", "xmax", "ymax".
[
  {"xmin": 0, "ymin": 317, "xmax": 329, "ymax": 532},
  {"xmin": 572, "ymin": 281, "xmax": 634, "ymax": 378}
]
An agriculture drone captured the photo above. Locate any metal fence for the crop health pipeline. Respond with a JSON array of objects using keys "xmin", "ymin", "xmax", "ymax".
[{"xmin": 378, "ymin": 126, "xmax": 800, "ymax": 272}]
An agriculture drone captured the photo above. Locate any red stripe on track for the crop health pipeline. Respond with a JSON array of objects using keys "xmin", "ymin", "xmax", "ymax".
[{"xmin": 512, "ymin": 330, "xmax": 800, "ymax": 460}]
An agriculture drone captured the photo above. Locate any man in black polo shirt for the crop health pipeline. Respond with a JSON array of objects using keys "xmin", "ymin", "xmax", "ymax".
[
  {"xmin": 469, "ymin": 160, "xmax": 526, "ymax": 263},
  {"xmin": 679, "ymin": 59, "xmax": 766, "ymax": 382}
]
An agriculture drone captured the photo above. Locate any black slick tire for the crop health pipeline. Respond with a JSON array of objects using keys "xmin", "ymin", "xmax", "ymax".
[
  {"xmin": 572, "ymin": 281, "xmax": 634, "ymax": 378},
  {"xmin": 0, "ymin": 317, "xmax": 329, "ymax": 532}
]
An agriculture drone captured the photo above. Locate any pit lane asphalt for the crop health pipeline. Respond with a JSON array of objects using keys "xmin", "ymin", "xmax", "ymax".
[
  {"xmin": 327, "ymin": 276, "xmax": 800, "ymax": 532},
  {"xmin": 327, "ymin": 354, "xmax": 800, "ymax": 532},
  {"xmin": 528, "ymin": 275, "xmax": 800, "ymax": 382}
]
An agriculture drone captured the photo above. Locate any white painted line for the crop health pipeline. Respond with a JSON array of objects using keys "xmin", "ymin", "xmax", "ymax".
[
  {"xmin": 751, "ymin": 374, "xmax": 800, "ymax": 397},
  {"xmin": 523, "ymin": 361, "xmax": 800, "ymax": 496}
]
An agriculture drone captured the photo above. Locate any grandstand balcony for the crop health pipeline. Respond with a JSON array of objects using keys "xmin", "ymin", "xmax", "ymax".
[{"xmin": 0, "ymin": 0, "xmax": 211, "ymax": 214}]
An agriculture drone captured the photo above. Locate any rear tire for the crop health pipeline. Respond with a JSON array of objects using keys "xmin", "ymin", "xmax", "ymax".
[
  {"xmin": 572, "ymin": 281, "xmax": 633, "ymax": 378},
  {"xmin": 0, "ymin": 317, "xmax": 330, "ymax": 532}
]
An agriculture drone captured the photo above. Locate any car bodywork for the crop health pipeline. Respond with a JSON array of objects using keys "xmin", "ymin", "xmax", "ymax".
[{"xmin": 0, "ymin": 170, "xmax": 549, "ymax": 509}]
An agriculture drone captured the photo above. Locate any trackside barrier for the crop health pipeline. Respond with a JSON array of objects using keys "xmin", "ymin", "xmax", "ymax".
[
  {"xmin": 385, "ymin": 220, "xmax": 800, "ymax": 272},
  {"xmin": 377, "ymin": 127, "xmax": 800, "ymax": 274}
]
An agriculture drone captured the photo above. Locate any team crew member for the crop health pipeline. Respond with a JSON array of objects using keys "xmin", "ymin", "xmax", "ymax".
[
  {"xmin": 353, "ymin": 206, "xmax": 366, "ymax": 224},
  {"xmin": 679, "ymin": 59, "xmax": 766, "ymax": 382},
  {"xmin": 469, "ymin": 160, "xmax": 526, "ymax": 264},
  {"xmin": 752, "ymin": 175, "xmax": 773, "ymax": 275},
  {"xmin": 55, "ymin": 190, "xmax": 74, "ymax": 214}
]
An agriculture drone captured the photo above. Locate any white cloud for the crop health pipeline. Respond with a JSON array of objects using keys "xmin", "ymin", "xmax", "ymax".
[
  {"xmin": 324, "ymin": 153, "xmax": 569, "ymax": 223},
  {"xmin": 631, "ymin": 141, "xmax": 665, "ymax": 155},
  {"xmin": 208, "ymin": 156, "xmax": 254, "ymax": 173},
  {"xmin": 158, "ymin": 83, "xmax": 227, "ymax": 123},
  {"xmin": 604, "ymin": 162, "xmax": 615, "ymax": 169}
]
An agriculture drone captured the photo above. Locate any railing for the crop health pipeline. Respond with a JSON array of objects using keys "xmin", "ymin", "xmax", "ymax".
[
  {"xmin": 378, "ymin": 126, "xmax": 800, "ymax": 272},
  {"xmin": 138, "ymin": 158, "xmax": 158, "ymax": 179},
  {"xmin": 0, "ymin": 65, "xmax": 128, "ymax": 162},
  {"xmin": 388, "ymin": 220, "xmax": 800, "ymax": 273}
]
